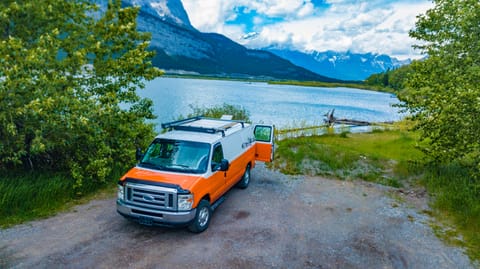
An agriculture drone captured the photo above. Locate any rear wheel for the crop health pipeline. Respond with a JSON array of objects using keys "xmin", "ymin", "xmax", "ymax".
[
  {"xmin": 237, "ymin": 165, "xmax": 251, "ymax": 189},
  {"xmin": 188, "ymin": 199, "xmax": 212, "ymax": 233}
]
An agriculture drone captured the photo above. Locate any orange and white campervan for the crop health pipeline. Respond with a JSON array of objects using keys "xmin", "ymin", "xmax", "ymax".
[{"xmin": 117, "ymin": 116, "xmax": 274, "ymax": 233}]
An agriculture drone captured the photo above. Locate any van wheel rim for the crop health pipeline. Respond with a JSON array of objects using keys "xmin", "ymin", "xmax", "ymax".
[
  {"xmin": 244, "ymin": 170, "xmax": 250, "ymax": 184},
  {"xmin": 198, "ymin": 207, "xmax": 209, "ymax": 227}
]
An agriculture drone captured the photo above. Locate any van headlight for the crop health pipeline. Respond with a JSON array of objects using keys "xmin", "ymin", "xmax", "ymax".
[
  {"xmin": 117, "ymin": 185, "xmax": 125, "ymax": 201},
  {"xmin": 178, "ymin": 194, "xmax": 193, "ymax": 211}
]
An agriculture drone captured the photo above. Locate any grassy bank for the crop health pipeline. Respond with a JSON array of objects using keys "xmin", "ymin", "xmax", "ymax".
[
  {"xmin": 267, "ymin": 80, "xmax": 391, "ymax": 92},
  {"xmin": 272, "ymin": 126, "xmax": 479, "ymax": 262},
  {"xmin": 0, "ymin": 171, "xmax": 119, "ymax": 228},
  {"xmin": 272, "ymin": 127, "xmax": 424, "ymax": 187},
  {"xmin": 422, "ymin": 163, "xmax": 480, "ymax": 261},
  {"xmin": 163, "ymin": 74, "xmax": 392, "ymax": 93}
]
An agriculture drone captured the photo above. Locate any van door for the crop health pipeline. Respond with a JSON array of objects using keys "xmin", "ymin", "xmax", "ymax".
[
  {"xmin": 209, "ymin": 143, "xmax": 227, "ymax": 202},
  {"xmin": 254, "ymin": 125, "xmax": 275, "ymax": 162}
]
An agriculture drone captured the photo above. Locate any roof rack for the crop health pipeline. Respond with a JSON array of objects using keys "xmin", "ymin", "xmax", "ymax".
[
  {"xmin": 161, "ymin": 116, "xmax": 246, "ymax": 137},
  {"xmin": 161, "ymin": 116, "xmax": 202, "ymax": 129}
]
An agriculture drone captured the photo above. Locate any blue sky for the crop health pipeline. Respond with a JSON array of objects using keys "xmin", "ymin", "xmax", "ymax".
[{"xmin": 182, "ymin": 0, "xmax": 434, "ymax": 60}]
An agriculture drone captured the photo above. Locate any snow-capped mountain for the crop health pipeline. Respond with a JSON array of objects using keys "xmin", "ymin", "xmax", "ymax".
[
  {"xmin": 102, "ymin": 0, "xmax": 338, "ymax": 81},
  {"xmin": 129, "ymin": 0, "xmax": 194, "ymax": 30},
  {"xmin": 267, "ymin": 49, "xmax": 411, "ymax": 81},
  {"xmin": 93, "ymin": 1, "xmax": 409, "ymax": 82}
]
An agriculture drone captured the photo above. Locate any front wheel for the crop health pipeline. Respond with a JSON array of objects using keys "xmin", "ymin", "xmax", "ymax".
[
  {"xmin": 188, "ymin": 199, "xmax": 212, "ymax": 233},
  {"xmin": 236, "ymin": 165, "xmax": 251, "ymax": 189}
]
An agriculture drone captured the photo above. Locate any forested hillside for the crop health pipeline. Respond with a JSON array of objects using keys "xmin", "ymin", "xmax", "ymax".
[{"xmin": 364, "ymin": 64, "xmax": 414, "ymax": 92}]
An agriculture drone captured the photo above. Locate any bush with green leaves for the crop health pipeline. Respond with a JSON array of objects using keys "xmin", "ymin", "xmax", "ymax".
[
  {"xmin": 399, "ymin": 0, "xmax": 480, "ymax": 179},
  {"xmin": 0, "ymin": 0, "xmax": 162, "ymax": 190},
  {"xmin": 186, "ymin": 103, "xmax": 250, "ymax": 122}
]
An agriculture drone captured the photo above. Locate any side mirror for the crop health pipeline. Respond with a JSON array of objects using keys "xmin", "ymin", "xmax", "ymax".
[
  {"xmin": 219, "ymin": 159, "xmax": 229, "ymax": 171},
  {"xmin": 211, "ymin": 159, "xmax": 229, "ymax": 172},
  {"xmin": 135, "ymin": 148, "xmax": 144, "ymax": 161}
]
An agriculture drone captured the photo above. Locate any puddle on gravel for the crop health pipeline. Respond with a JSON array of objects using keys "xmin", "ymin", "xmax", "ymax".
[{"xmin": 233, "ymin": 210, "xmax": 250, "ymax": 220}]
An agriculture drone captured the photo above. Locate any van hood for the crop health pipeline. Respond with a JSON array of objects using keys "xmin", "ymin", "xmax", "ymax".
[{"xmin": 120, "ymin": 167, "xmax": 204, "ymax": 191}]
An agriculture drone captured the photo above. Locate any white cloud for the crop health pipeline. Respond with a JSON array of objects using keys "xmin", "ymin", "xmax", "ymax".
[
  {"xmin": 297, "ymin": 2, "xmax": 315, "ymax": 18},
  {"xmin": 182, "ymin": 0, "xmax": 434, "ymax": 59},
  {"xmin": 183, "ymin": 0, "xmax": 318, "ymax": 28},
  {"xmin": 182, "ymin": 0, "xmax": 224, "ymax": 30},
  {"xmin": 253, "ymin": 0, "xmax": 313, "ymax": 17}
]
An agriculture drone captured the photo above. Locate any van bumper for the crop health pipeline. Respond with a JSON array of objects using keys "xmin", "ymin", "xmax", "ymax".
[{"xmin": 117, "ymin": 199, "xmax": 196, "ymax": 227}]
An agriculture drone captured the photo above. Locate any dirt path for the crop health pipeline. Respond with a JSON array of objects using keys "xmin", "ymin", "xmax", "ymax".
[{"xmin": 0, "ymin": 164, "xmax": 475, "ymax": 269}]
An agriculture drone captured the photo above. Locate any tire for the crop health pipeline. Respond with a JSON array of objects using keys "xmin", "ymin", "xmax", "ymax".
[
  {"xmin": 236, "ymin": 165, "xmax": 251, "ymax": 189},
  {"xmin": 188, "ymin": 199, "xmax": 212, "ymax": 233}
]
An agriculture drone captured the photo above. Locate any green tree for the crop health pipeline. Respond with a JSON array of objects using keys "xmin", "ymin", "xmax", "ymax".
[
  {"xmin": 399, "ymin": 0, "xmax": 479, "ymax": 175},
  {"xmin": 387, "ymin": 64, "xmax": 414, "ymax": 91},
  {"xmin": 0, "ymin": 0, "xmax": 162, "ymax": 188},
  {"xmin": 365, "ymin": 64, "xmax": 414, "ymax": 92}
]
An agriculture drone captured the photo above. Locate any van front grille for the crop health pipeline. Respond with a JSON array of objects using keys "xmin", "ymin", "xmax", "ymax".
[{"xmin": 125, "ymin": 182, "xmax": 177, "ymax": 211}]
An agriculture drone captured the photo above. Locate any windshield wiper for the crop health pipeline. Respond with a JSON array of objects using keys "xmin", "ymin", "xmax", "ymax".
[
  {"xmin": 167, "ymin": 164, "xmax": 199, "ymax": 173},
  {"xmin": 170, "ymin": 163, "xmax": 190, "ymax": 169},
  {"xmin": 140, "ymin": 162, "xmax": 198, "ymax": 173},
  {"xmin": 139, "ymin": 162, "xmax": 164, "ymax": 170}
]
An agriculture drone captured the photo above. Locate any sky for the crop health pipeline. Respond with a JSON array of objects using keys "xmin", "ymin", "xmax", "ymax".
[{"xmin": 181, "ymin": 0, "xmax": 434, "ymax": 60}]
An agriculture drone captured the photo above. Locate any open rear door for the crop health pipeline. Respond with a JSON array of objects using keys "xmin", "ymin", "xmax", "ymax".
[{"xmin": 254, "ymin": 124, "xmax": 275, "ymax": 162}]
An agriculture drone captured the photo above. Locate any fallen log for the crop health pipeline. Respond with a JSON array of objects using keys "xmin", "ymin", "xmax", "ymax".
[
  {"xmin": 324, "ymin": 109, "xmax": 371, "ymax": 127},
  {"xmin": 333, "ymin": 119, "xmax": 371, "ymax": 126}
]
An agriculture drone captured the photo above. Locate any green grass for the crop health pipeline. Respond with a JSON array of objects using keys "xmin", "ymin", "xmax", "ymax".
[
  {"xmin": 272, "ymin": 128, "xmax": 424, "ymax": 187},
  {"xmin": 0, "ymin": 172, "xmax": 73, "ymax": 226},
  {"xmin": 422, "ymin": 163, "xmax": 480, "ymax": 261},
  {"xmin": 0, "ymin": 170, "xmax": 118, "ymax": 228}
]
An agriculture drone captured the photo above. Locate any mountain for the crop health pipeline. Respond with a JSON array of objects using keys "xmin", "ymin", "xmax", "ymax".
[
  {"xmin": 267, "ymin": 49, "xmax": 411, "ymax": 81},
  {"xmin": 115, "ymin": 0, "xmax": 340, "ymax": 82}
]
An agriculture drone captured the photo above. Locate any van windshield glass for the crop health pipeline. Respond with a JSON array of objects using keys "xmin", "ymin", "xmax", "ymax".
[{"xmin": 138, "ymin": 139, "xmax": 210, "ymax": 174}]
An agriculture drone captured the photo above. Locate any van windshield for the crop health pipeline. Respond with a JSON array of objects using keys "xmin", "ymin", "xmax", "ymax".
[{"xmin": 138, "ymin": 139, "xmax": 210, "ymax": 174}]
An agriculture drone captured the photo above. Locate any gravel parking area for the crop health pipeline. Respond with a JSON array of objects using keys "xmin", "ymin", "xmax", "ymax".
[{"xmin": 0, "ymin": 164, "xmax": 475, "ymax": 268}]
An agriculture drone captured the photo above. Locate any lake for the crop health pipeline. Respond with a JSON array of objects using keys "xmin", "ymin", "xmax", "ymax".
[{"xmin": 138, "ymin": 77, "xmax": 403, "ymax": 130}]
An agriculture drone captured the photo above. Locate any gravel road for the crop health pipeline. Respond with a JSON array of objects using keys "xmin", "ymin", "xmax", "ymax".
[{"xmin": 0, "ymin": 164, "xmax": 475, "ymax": 269}]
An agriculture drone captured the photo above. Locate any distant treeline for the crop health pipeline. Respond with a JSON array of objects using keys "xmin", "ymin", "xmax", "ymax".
[
  {"xmin": 268, "ymin": 66, "xmax": 415, "ymax": 94},
  {"xmin": 364, "ymin": 63, "xmax": 415, "ymax": 93}
]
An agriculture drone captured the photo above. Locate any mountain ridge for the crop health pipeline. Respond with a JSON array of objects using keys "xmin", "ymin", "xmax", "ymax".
[
  {"xmin": 117, "ymin": 0, "xmax": 341, "ymax": 82},
  {"xmin": 267, "ymin": 49, "xmax": 411, "ymax": 81},
  {"xmin": 94, "ymin": 1, "xmax": 409, "ymax": 82}
]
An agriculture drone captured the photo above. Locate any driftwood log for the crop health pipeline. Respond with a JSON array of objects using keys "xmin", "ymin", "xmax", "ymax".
[{"xmin": 323, "ymin": 109, "xmax": 371, "ymax": 127}]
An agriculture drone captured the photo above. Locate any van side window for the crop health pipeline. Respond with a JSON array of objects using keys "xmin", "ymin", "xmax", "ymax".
[
  {"xmin": 254, "ymin": 125, "xmax": 273, "ymax": 142},
  {"xmin": 211, "ymin": 144, "xmax": 224, "ymax": 171}
]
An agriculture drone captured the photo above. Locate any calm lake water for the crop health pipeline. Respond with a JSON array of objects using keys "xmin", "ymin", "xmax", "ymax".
[{"xmin": 138, "ymin": 77, "xmax": 402, "ymax": 130}]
